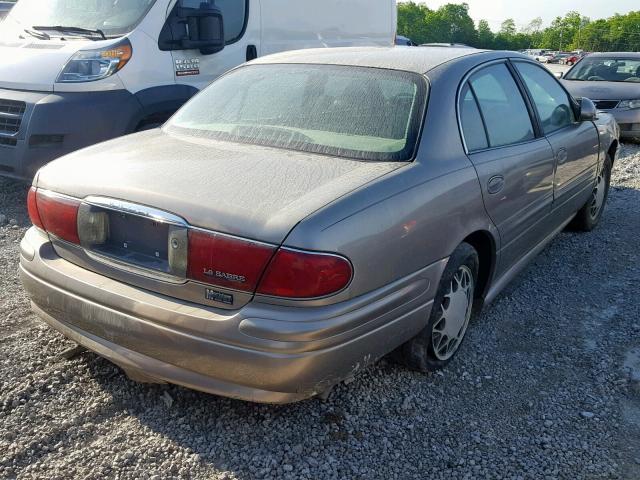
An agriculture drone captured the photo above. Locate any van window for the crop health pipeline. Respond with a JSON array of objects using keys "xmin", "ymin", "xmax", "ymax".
[
  {"xmin": 515, "ymin": 62, "xmax": 575, "ymax": 134},
  {"xmin": 459, "ymin": 84, "xmax": 488, "ymax": 151},
  {"xmin": 167, "ymin": 64, "xmax": 428, "ymax": 162},
  {"xmin": 181, "ymin": 0, "xmax": 248, "ymax": 42},
  {"xmin": 469, "ymin": 64, "xmax": 535, "ymax": 148}
]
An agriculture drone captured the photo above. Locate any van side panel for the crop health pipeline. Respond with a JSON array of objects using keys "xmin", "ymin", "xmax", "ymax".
[{"xmin": 260, "ymin": 0, "xmax": 395, "ymax": 55}]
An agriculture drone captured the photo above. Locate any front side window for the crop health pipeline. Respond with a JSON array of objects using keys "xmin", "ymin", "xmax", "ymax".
[
  {"xmin": 167, "ymin": 64, "xmax": 428, "ymax": 162},
  {"xmin": 469, "ymin": 63, "xmax": 535, "ymax": 148},
  {"xmin": 565, "ymin": 57, "xmax": 640, "ymax": 83},
  {"xmin": 180, "ymin": 0, "xmax": 247, "ymax": 42},
  {"xmin": 515, "ymin": 62, "xmax": 574, "ymax": 135},
  {"xmin": 7, "ymin": 0, "xmax": 156, "ymax": 37}
]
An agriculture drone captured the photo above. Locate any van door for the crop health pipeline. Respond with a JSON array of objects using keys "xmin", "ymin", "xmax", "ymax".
[
  {"xmin": 512, "ymin": 61, "xmax": 599, "ymax": 219},
  {"xmin": 169, "ymin": 0, "xmax": 259, "ymax": 91}
]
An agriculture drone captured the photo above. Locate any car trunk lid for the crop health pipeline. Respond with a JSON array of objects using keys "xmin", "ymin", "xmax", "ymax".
[{"xmin": 37, "ymin": 130, "xmax": 402, "ymax": 243}]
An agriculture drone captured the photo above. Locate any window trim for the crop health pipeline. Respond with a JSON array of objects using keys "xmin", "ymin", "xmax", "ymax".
[
  {"xmin": 456, "ymin": 59, "xmax": 540, "ymax": 154},
  {"xmin": 509, "ymin": 59, "xmax": 581, "ymax": 137}
]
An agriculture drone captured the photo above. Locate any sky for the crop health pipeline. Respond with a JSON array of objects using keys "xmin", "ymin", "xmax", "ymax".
[{"xmin": 413, "ymin": 0, "xmax": 639, "ymax": 30}]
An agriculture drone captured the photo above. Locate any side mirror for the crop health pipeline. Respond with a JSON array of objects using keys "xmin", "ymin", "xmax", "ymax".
[
  {"xmin": 579, "ymin": 97, "xmax": 597, "ymax": 121},
  {"xmin": 179, "ymin": 1, "xmax": 224, "ymax": 55},
  {"xmin": 554, "ymin": 71, "xmax": 564, "ymax": 79},
  {"xmin": 159, "ymin": 1, "xmax": 225, "ymax": 56}
]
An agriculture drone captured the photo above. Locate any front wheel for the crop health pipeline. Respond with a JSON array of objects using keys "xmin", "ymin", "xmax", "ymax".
[
  {"xmin": 398, "ymin": 243, "xmax": 479, "ymax": 372},
  {"xmin": 571, "ymin": 155, "xmax": 612, "ymax": 231}
]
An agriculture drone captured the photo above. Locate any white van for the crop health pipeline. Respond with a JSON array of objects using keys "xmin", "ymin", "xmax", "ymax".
[{"xmin": 0, "ymin": 0, "xmax": 397, "ymax": 180}]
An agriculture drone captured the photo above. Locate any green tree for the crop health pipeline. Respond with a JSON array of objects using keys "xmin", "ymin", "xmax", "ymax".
[
  {"xmin": 477, "ymin": 19, "xmax": 494, "ymax": 49},
  {"xmin": 397, "ymin": 1, "xmax": 433, "ymax": 44},
  {"xmin": 396, "ymin": 3, "xmax": 640, "ymax": 53},
  {"xmin": 426, "ymin": 3, "xmax": 478, "ymax": 46}
]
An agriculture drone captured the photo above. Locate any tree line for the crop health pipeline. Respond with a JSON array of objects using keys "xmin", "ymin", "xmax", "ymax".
[{"xmin": 397, "ymin": 1, "xmax": 640, "ymax": 52}]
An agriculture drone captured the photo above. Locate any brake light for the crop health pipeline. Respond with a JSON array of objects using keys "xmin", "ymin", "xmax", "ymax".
[
  {"xmin": 187, "ymin": 230, "xmax": 275, "ymax": 292},
  {"xmin": 35, "ymin": 189, "xmax": 81, "ymax": 244},
  {"xmin": 257, "ymin": 249, "xmax": 352, "ymax": 298},
  {"xmin": 27, "ymin": 187, "xmax": 43, "ymax": 230}
]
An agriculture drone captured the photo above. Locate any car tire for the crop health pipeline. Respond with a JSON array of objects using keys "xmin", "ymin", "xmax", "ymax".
[
  {"xmin": 571, "ymin": 155, "xmax": 612, "ymax": 231},
  {"xmin": 567, "ymin": 61, "xmax": 574, "ymax": 66},
  {"xmin": 398, "ymin": 242, "xmax": 479, "ymax": 372}
]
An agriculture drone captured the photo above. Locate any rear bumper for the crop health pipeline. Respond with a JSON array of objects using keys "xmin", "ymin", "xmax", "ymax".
[
  {"xmin": 0, "ymin": 88, "xmax": 142, "ymax": 180},
  {"xmin": 20, "ymin": 227, "xmax": 442, "ymax": 403}
]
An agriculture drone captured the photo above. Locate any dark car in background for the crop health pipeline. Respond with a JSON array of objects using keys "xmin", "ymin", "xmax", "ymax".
[
  {"xmin": 396, "ymin": 35, "xmax": 417, "ymax": 46},
  {"xmin": 561, "ymin": 52, "xmax": 640, "ymax": 140}
]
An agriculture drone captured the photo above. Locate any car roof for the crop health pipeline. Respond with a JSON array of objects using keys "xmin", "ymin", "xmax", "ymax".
[{"xmin": 250, "ymin": 46, "xmax": 488, "ymax": 75}]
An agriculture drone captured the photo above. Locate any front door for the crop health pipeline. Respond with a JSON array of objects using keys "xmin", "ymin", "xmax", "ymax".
[
  {"xmin": 460, "ymin": 62, "xmax": 556, "ymax": 275},
  {"xmin": 512, "ymin": 61, "xmax": 599, "ymax": 219},
  {"xmin": 169, "ymin": 0, "xmax": 260, "ymax": 91}
]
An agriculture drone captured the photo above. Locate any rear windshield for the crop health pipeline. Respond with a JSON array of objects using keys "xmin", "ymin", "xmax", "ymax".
[
  {"xmin": 166, "ymin": 64, "xmax": 428, "ymax": 162},
  {"xmin": 565, "ymin": 57, "xmax": 640, "ymax": 83}
]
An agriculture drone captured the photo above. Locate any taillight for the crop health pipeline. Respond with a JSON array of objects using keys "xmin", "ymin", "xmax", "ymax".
[
  {"xmin": 27, "ymin": 187, "xmax": 44, "ymax": 230},
  {"xmin": 257, "ymin": 248, "xmax": 352, "ymax": 298},
  {"xmin": 35, "ymin": 189, "xmax": 81, "ymax": 244},
  {"xmin": 187, "ymin": 230, "xmax": 275, "ymax": 292}
]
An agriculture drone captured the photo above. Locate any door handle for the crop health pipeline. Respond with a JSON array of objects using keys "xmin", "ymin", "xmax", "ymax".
[
  {"xmin": 555, "ymin": 148, "xmax": 568, "ymax": 165},
  {"xmin": 246, "ymin": 45, "xmax": 257, "ymax": 62},
  {"xmin": 487, "ymin": 175, "xmax": 505, "ymax": 194}
]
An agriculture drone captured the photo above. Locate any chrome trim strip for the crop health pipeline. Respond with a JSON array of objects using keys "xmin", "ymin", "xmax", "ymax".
[{"xmin": 84, "ymin": 196, "xmax": 188, "ymax": 227}]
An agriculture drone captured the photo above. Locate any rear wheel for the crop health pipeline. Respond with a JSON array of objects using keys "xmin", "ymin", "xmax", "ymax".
[
  {"xmin": 571, "ymin": 155, "xmax": 612, "ymax": 231},
  {"xmin": 399, "ymin": 243, "xmax": 479, "ymax": 372}
]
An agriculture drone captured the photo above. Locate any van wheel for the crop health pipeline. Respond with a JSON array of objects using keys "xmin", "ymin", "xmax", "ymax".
[
  {"xmin": 399, "ymin": 243, "xmax": 479, "ymax": 372},
  {"xmin": 571, "ymin": 155, "xmax": 612, "ymax": 231}
]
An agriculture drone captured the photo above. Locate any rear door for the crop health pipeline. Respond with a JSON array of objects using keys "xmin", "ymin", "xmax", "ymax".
[
  {"xmin": 460, "ymin": 62, "xmax": 556, "ymax": 275},
  {"xmin": 512, "ymin": 61, "xmax": 599, "ymax": 218}
]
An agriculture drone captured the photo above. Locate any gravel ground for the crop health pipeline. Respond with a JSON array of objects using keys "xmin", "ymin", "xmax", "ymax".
[{"xmin": 1, "ymin": 144, "xmax": 640, "ymax": 479}]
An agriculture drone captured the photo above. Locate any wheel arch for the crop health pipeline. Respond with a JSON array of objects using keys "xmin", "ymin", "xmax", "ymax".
[
  {"xmin": 130, "ymin": 84, "xmax": 199, "ymax": 132},
  {"xmin": 461, "ymin": 230, "xmax": 497, "ymax": 301}
]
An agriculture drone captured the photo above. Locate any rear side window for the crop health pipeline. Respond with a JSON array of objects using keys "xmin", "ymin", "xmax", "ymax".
[
  {"xmin": 514, "ymin": 62, "xmax": 575, "ymax": 135},
  {"xmin": 469, "ymin": 64, "xmax": 535, "ymax": 148},
  {"xmin": 459, "ymin": 84, "xmax": 488, "ymax": 151}
]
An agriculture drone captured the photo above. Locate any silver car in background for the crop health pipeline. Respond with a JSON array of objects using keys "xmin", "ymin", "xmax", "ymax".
[
  {"xmin": 561, "ymin": 52, "xmax": 640, "ymax": 140},
  {"xmin": 20, "ymin": 47, "xmax": 619, "ymax": 403}
]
